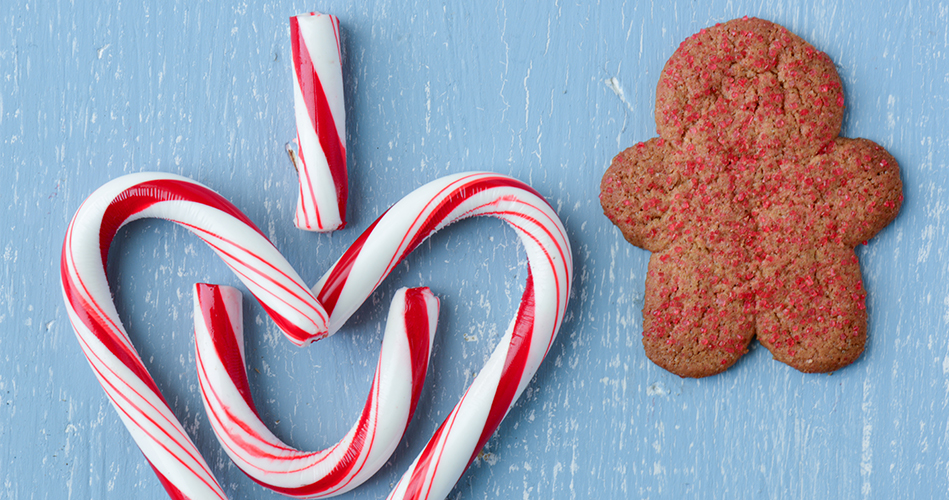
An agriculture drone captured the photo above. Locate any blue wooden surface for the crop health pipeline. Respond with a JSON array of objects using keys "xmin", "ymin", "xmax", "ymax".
[{"xmin": 2, "ymin": 0, "xmax": 947, "ymax": 498}]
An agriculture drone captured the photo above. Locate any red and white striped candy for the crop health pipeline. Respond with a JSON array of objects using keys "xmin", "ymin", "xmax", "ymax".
[
  {"xmin": 61, "ymin": 171, "xmax": 572, "ymax": 500},
  {"xmin": 60, "ymin": 173, "xmax": 330, "ymax": 499},
  {"xmin": 313, "ymin": 172, "xmax": 571, "ymax": 500},
  {"xmin": 195, "ymin": 284, "xmax": 439, "ymax": 498},
  {"xmin": 289, "ymin": 12, "xmax": 347, "ymax": 232}
]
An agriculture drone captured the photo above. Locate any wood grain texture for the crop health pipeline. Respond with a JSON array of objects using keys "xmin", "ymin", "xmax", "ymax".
[{"xmin": 1, "ymin": 0, "xmax": 946, "ymax": 498}]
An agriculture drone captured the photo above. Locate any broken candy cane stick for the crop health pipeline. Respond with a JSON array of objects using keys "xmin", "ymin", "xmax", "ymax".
[
  {"xmin": 288, "ymin": 12, "xmax": 348, "ymax": 232},
  {"xmin": 61, "ymin": 171, "xmax": 572, "ymax": 499}
]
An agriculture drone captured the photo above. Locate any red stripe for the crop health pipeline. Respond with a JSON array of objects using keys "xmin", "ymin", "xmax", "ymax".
[
  {"xmin": 250, "ymin": 384, "xmax": 373, "ymax": 496},
  {"xmin": 330, "ymin": 15, "xmax": 341, "ymax": 59},
  {"xmin": 403, "ymin": 288, "xmax": 434, "ymax": 421},
  {"xmin": 295, "ymin": 130, "xmax": 321, "ymax": 229},
  {"xmin": 331, "ymin": 288, "xmax": 435, "ymax": 494},
  {"xmin": 319, "ymin": 175, "xmax": 545, "ymax": 322},
  {"xmin": 74, "ymin": 328, "xmax": 187, "ymax": 450},
  {"xmin": 150, "ymin": 463, "xmax": 194, "ymax": 500},
  {"xmin": 196, "ymin": 284, "xmax": 258, "ymax": 413},
  {"xmin": 374, "ymin": 174, "xmax": 482, "ymax": 283},
  {"xmin": 490, "ymin": 210, "xmax": 567, "ymax": 353},
  {"xmin": 196, "ymin": 346, "xmax": 298, "ymax": 460},
  {"xmin": 401, "ymin": 391, "xmax": 468, "ymax": 500},
  {"xmin": 402, "ymin": 177, "xmax": 545, "ymax": 269},
  {"xmin": 99, "ymin": 179, "xmax": 264, "ymax": 269},
  {"xmin": 195, "ymin": 334, "xmax": 314, "ymax": 462},
  {"xmin": 193, "ymin": 287, "xmax": 434, "ymax": 496},
  {"xmin": 468, "ymin": 271, "xmax": 535, "ymax": 465},
  {"xmin": 94, "ymin": 178, "xmax": 327, "ymax": 343},
  {"xmin": 240, "ymin": 289, "xmax": 436, "ymax": 496},
  {"xmin": 181, "ymin": 222, "xmax": 326, "ymax": 326},
  {"xmin": 176, "ymin": 221, "xmax": 326, "ymax": 336},
  {"xmin": 402, "ymin": 273, "xmax": 536, "ymax": 500},
  {"xmin": 259, "ymin": 300, "xmax": 322, "ymax": 346},
  {"xmin": 64, "ymin": 177, "xmax": 299, "ymax": 500},
  {"xmin": 335, "ymin": 368, "xmax": 383, "ymax": 493},
  {"xmin": 76, "ymin": 330, "xmax": 223, "ymax": 498},
  {"xmin": 61, "ymin": 251, "xmax": 165, "ymax": 400},
  {"xmin": 290, "ymin": 15, "xmax": 348, "ymax": 226},
  {"xmin": 81, "ymin": 178, "xmax": 326, "ymax": 348},
  {"xmin": 63, "ymin": 220, "xmax": 134, "ymax": 363},
  {"xmin": 317, "ymin": 215, "xmax": 384, "ymax": 315}
]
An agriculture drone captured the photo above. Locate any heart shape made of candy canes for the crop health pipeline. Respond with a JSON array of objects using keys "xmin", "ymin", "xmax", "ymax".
[{"xmin": 61, "ymin": 171, "xmax": 572, "ymax": 500}]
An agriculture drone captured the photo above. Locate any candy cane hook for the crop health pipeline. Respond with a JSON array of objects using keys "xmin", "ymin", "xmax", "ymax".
[
  {"xmin": 60, "ymin": 173, "xmax": 331, "ymax": 499},
  {"xmin": 195, "ymin": 284, "xmax": 439, "ymax": 498}
]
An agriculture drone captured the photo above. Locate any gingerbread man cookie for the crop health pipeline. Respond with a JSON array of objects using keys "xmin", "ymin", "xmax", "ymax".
[{"xmin": 600, "ymin": 17, "xmax": 902, "ymax": 377}]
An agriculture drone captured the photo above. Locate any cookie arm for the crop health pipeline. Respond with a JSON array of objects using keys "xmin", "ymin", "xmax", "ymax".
[
  {"xmin": 600, "ymin": 138, "xmax": 677, "ymax": 252},
  {"xmin": 812, "ymin": 138, "xmax": 903, "ymax": 247}
]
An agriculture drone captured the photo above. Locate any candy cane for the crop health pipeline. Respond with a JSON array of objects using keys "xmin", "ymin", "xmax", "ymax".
[
  {"xmin": 288, "ymin": 11, "xmax": 347, "ymax": 232},
  {"xmin": 61, "ymin": 171, "xmax": 572, "ymax": 499},
  {"xmin": 60, "ymin": 173, "xmax": 331, "ymax": 499},
  {"xmin": 195, "ymin": 284, "xmax": 439, "ymax": 498}
]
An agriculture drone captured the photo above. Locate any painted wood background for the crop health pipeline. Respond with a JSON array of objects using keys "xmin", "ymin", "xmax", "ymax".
[{"xmin": 2, "ymin": 0, "xmax": 947, "ymax": 498}]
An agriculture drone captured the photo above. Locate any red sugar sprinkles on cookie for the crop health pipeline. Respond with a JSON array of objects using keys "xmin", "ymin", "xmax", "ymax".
[{"xmin": 600, "ymin": 17, "xmax": 902, "ymax": 378}]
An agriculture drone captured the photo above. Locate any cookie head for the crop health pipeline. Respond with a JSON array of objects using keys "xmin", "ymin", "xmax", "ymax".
[{"xmin": 655, "ymin": 17, "xmax": 844, "ymax": 160}]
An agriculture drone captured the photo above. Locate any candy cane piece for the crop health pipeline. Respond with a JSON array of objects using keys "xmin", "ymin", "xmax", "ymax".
[
  {"xmin": 289, "ymin": 11, "xmax": 347, "ymax": 232},
  {"xmin": 60, "ymin": 173, "xmax": 329, "ymax": 499},
  {"xmin": 195, "ymin": 284, "xmax": 438, "ymax": 498}
]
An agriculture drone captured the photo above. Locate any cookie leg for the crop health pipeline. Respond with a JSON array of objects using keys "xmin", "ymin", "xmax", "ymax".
[
  {"xmin": 641, "ymin": 246, "xmax": 756, "ymax": 378},
  {"xmin": 756, "ymin": 245, "xmax": 867, "ymax": 373}
]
